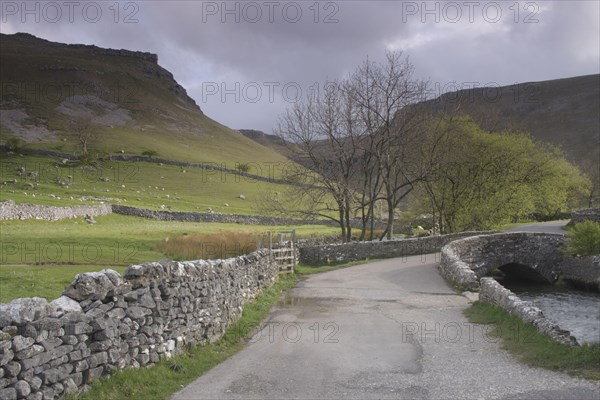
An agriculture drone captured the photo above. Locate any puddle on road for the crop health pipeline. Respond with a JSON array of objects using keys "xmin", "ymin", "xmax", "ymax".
[
  {"xmin": 277, "ymin": 296, "xmax": 322, "ymax": 308},
  {"xmin": 275, "ymin": 296, "xmax": 341, "ymax": 317}
]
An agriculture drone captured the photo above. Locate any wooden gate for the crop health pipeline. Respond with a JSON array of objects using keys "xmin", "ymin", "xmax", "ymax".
[{"xmin": 267, "ymin": 229, "xmax": 297, "ymax": 273}]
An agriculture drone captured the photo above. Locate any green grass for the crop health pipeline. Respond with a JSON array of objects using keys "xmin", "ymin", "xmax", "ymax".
[
  {"xmin": 0, "ymin": 265, "xmax": 128, "ymax": 303},
  {"xmin": 0, "ymin": 214, "xmax": 338, "ymax": 301},
  {"xmin": 72, "ymin": 274, "xmax": 299, "ymax": 400},
  {"xmin": 157, "ymin": 231, "xmax": 260, "ymax": 261},
  {"xmin": 0, "ymin": 214, "xmax": 338, "ymax": 266},
  {"xmin": 465, "ymin": 301, "xmax": 600, "ymax": 380},
  {"xmin": 0, "ymin": 154, "xmax": 295, "ymax": 214}
]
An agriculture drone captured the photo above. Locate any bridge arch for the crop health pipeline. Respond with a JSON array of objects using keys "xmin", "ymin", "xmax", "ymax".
[{"xmin": 439, "ymin": 232, "xmax": 566, "ymax": 291}]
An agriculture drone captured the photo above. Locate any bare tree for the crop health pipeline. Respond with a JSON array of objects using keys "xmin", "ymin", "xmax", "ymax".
[
  {"xmin": 277, "ymin": 81, "xmax": 363, "ymax": 242},
  {"xmin": 277, "ymin": 51, "xmax": 431, "ymax": 241},
  {"xmin": 70, "ymin": 116, "xmax": 95, "ymax": 156},
  {"xmin": 349, "ymin": 51, "xmax": 430, "ymax": 239}
]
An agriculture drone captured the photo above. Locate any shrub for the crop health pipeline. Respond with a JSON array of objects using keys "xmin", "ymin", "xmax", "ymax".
[
  {"xmin": 5, "ymin": 137, "xmax": 24, "ymax": 151},
  {"xmin": 78, "ymin": 149, "xmax": 101, "ymax": 166},
  {"xmin": 564, "ymin": 221, "xmax": 600, "ymax": 256},
  {"xmin": 142, "ymin": 150, "xmax": 159, "ymax": 158},
  {"xmin": 156, "ymin": 231, "xmax": 259, "ymax": 260},
  {"xmin": 237, "ymin": 163, "xmax": 251, "ymax": 173}
]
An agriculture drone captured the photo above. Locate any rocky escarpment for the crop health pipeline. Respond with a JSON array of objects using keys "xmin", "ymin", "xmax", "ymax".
[{"xmin": 10, "ymin": 32, "xmax": 158, "ymax": 63}]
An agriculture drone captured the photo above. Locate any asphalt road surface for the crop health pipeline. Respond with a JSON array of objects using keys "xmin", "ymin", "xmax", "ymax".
[
  {"xmin": 172, "ymin": 254, "xmax": 599, "ymax": 400},
  {"xmin": 503, "ymin": 220, "xmax": 570, "ymax": 234}
]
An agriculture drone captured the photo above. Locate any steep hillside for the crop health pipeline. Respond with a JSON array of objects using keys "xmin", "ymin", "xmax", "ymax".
[
  {"xmin": 238, "ymin": 129, "xmax": 302, "ymax": 161},
  {"xmin": 243, "ymin": 75, "xmax": 599, "ymax": 188},
  {"xmin": 0, "ymin": 33, "xmax": 291, "ymax": 167},
  {"xmin": 424, "ymin": 75, "xmax": 599, "ymax": 174}
]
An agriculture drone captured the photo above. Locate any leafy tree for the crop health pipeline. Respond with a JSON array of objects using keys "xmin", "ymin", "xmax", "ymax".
[
  {"xmin": 5, "ymin": 137, "xmax": 24, "ymax": 151},
  {"xmin": 413, "ymin": 115, "xmax": 591, "ymax": 232}
]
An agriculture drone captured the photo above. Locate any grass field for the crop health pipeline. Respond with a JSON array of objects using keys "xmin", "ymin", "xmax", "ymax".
[
  {"xmin": 0, "ymin": 214, "xmax": 339, "ymax": 302},
  {"xmin": 0, "ymin": 265, "xmax": 128, "ymax": 303},
  {"xmin": 0, "ymin": 154, "xmax": 297, "ymax": 213}
]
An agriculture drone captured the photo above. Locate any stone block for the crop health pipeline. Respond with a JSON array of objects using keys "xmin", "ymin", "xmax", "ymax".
[
  {"xmin": 0, "ymin": 387, "xmax": 16, "ymax": 400},
  {"xmin": 0, "ymin": 299, "xmax": 53, "ymax": 327},
  {"xmin": 11, "ymin": 337, "xmax": 34, "ymax": 353},
  {"xmin": 12, "ymin": 380, "xmax": 30, "ymax": 398},
  {"xmin": 28, "ymin": 376, "xmax": 42, "ymax": 391},
  {"xmin": 83, "ymin": 366, "xmax": 103, "ymax": 383},
  {"xmin": 40, "ymin": 363, "xmax": 72, "ymax": 385},
  {"xmin": 2, "ymin": 363, "xmax": 20, "ymax": 379}
]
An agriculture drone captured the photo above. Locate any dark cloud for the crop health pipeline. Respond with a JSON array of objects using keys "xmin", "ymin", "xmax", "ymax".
[{"xmin": 1, "ymin": 1, "xmax": 598, "ymax": 132}]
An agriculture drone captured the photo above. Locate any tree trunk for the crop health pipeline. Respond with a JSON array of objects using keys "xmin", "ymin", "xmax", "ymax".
[
  {"xmin": 386, "ymin": 197, "xmax": 394, "ymax": 240},
  {"xmin": 339, "ymin": 207, "xmax": 347, "ymax": 242},
  {"xmin": 368, "ymin": 203, "xmax": 375, "ymax": 241},
  {"xmin": 344, "ymin": 200, "xmax": 352, "ymax": 242}
]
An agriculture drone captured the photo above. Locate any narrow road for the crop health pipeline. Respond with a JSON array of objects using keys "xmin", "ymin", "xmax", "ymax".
[
  {"xmin": 172, "ymin": 255, "xmax": 598, "ymax": 400},
  {"xmin": 503, "ymin": 220, "xmax": 570, "ymax": 234}
]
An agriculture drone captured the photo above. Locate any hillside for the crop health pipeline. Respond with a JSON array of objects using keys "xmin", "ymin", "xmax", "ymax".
[
  {"xmin": 242, "ymin": 75, "xmax": 599, "ymax": 182},
  {"xmin": 423, "ymin": 75, "xmax": 600, "ymax": 176},
  {"xmin": 0, "ymin": 32, "xmax": 291, "ymax": 167},
  {"xmin": 238, "ymin": 129, "xmax": 304, "ymax": 163}
]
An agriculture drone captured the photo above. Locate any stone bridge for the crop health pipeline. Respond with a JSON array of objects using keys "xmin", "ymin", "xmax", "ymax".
[{"xmin": 439, "ymin": 232, "xmax": 566, "ymax": 291}]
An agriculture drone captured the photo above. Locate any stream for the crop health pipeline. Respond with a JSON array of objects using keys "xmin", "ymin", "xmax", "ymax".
[{"xmin": 498, "ymin": 279, "xmax": 600, "ymax": 344}]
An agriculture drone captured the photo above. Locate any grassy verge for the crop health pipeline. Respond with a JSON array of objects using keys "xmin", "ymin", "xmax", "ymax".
[
  {"xmin": 464, "ymin": 301, "xmax": 600, "ymax": 380},
  {"xmin": 73, "ymin": 274, "xmax": 299, "ymax": 400}
]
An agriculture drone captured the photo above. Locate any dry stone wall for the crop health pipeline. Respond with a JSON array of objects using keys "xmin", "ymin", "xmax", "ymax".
[
  {"xmin": 0, "ymin": 251, "xmax": 279, "ymax": 400},
  {"xmin": 0, "ymin": 200, "xmax": 111, "ymax": 221},
  {"xmin": 0, "ymin": 200, "xmax": 391, "ymax": 229},
  {"xmin": 299, "ymin": 232, "xmax": 494, "ymax": 264},
  {"xmin": 111, "ymin": 205, "xmax": 330, "ymax": 226},
  {"xmin": 570, "ymin": 208, "xmax": 600, "ymax": 225}
]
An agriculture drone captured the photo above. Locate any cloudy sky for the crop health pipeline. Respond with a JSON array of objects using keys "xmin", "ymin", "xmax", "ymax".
[{"xmin": 1, "ymin": 0, "xmax": 599, "ymax": 132}]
